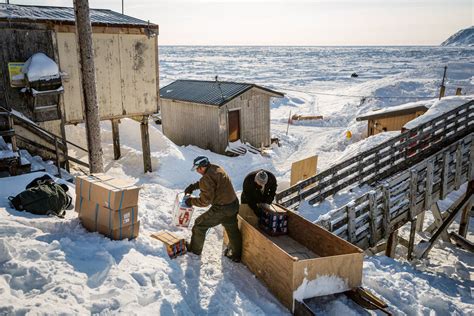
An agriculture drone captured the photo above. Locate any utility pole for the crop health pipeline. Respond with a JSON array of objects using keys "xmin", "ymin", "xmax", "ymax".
[
  {"xmin": 439, "ymin": 66, "xmax": 447, "ymax": 100},
  {"xmin": 73, "ymin": 0, "xmax": 104, "ymax": 173},
  {"xmin": 122, "ymin": 0, "xmax": 124, "ymax": 14}
]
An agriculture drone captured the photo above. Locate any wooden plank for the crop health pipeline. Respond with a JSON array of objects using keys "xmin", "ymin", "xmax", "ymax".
[
  {"xmin": 416, "ymin": 211, "xmax": 425, "ymax": 232},
  {"xmin": 407, "ymin": 220, "xmax": 417, "ymax": 261},
  {"xmin": 368, "ymin": 192, "xmax": 378, "ymax": 246},
  {"xmin": 458, "ymin": 181, "xmax": 473, "ymax": 238},
  {"xmin": 431, "ymin": 203, "xmax": 450, "ymax": 242},
  {"xmin": 239, "ymin": 218, "xmax": 295, "ymax": 311},
  {"xmin": 286, "ymin": 208, "xmax": 362, "ymax": 257},
  {"xmin": 409, "ymin": 169, "xmax": 418, "ymax": 221},
  {"xmin": 449, "ymin": 232, "xmax": 474, "ymax": 252},
  {"xmin": 111, "ymin": 119, "xmax": 121, "ymax": 160},
  {"xmin": 455, "ymin": 143, "xmax": 463, "ymax": 190},
  {"xmin": 382, "ymin": 185, "xmax": 391, "ymax": 238},
  {"xmin": 347, "ymin": 204, "xmax": 356, "ymax": 243},
  {"xmin": 385, "ymin": 229, "xmax": 398, "ymax": 258},
  {"xmin": 290, "ymin": 155, "xmax": 318, "ymax": 186},
  {"xmin": 424, "ymin": 160, "xmax": 434, "ymax": 210},
  {"xmin": 441, "ymin": 151, "xmax": 450, "ymax": 199}
]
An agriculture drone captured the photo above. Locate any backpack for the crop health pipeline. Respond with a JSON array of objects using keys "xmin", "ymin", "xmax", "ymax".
[{"xmin": 9, "ymin": 180, "xmax": 71, "ymax": 218}]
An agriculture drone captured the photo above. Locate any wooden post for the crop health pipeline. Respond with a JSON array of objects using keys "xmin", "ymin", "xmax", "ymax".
[
  {"xmin": 140, "ymin": 115, "xmax": 152, "ymax": 173},
  {"xmin": 111, "ymin": 119, "xmax": 121, "ymax": 160},
  {"xmin": 431, "ymin": 202, "xmax": 450, "ymax": 242},
  {"xmin": 407, "ymin": 220, "xmax": 417, "ymax": 261},
  {"xmin": 455, "ymin": 88, "xmax": 462, "ymax": 96},
  {"xmin": 459, "ymin": 181, "xmax": 473, "ymax": 238},
  {"xmin": 439, "ymin": 66, "xmax": 447, "ymax": 100},
  {"xmin": 382, "ymin": 184, "xmax": 391, "ymax": 238},
  {"xmin": 385, "ymin": 229, "xmax": 398, "ymax": 258},
  {"xmin": 54, "ymin": 137, "xmax": 62, "ymax": 179},
  {"xmin": 368, "ymin": 191, "xmax": 378, "ymax": 247},
  {"xmin": 409, "ymin": 169, "xmax": 418, "ymax": 221},
  {"xmin": 347, "ymin": 203, "xmax": 356, "ymax": 244},
  {"xmin": 454, "ymin": 143, "xmax": 462, "ymax": 190},
  {"xmin": 441, "ymin": 151, "xmax": 449, "ymax": 199},
  {"xmin": 73, "ymin": 0, "xmax": 104, "ymax": 173}
]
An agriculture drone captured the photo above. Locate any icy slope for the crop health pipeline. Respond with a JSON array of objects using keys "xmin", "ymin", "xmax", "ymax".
[{"xmin": 441, "ymin": 26, "xmax": 474, "ymax": 47}]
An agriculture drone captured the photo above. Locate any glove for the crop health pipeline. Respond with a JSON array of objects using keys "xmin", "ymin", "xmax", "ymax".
[
  {"xmin": 184, "ymin": 197, "xmax": 193, "ymax": 207},
  {"xmin": 184, "ymin": 184, "xmax": 195, "ymax": 195}
]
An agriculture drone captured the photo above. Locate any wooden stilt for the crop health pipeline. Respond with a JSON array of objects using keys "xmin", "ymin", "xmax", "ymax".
[
  {"xmin": 458, "ymin": 181, "xmax": 473, "ymax": 238},
  {"xmin": 111, "ymin": 119, "xmax": 121, "ymax": 160},
  {"xmin": 419, "ymin": 183, "xmax": 473, "ymax": 259},
  {"xmin": 407, "ymin": 220, "xmax": 417, "ymax": 261},
  {"xmin": 385, "ymin": 229, "xmax": 398, "ymax": 258},
  {"xmin": 431, "ymin": 203, "xmax": 450, "ymax": 242},
  {"xmin": 416, "ymin": 212, "xmax": 425, "ymax": 232},
  {"xmin": 140, "ymin": 116, "xmax": 152, "ymax": 173}
]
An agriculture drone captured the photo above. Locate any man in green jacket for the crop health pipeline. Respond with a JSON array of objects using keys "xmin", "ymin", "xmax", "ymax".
[{"xmin": 184, "ymin": 156, "xmax": 242, "ymax": 262}]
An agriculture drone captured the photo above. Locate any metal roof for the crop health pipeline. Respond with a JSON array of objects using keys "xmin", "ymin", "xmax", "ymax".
[
  {"xmin": 160, "ymin": 80, "xmax": 284, "ymax": 106},
  {"xmin": 356, "ymin": 104, "xmax": 428, "ymax": 121},
  {"xmin": 0, "ymin": 4, "xmax": 158, "ymax": 28}
]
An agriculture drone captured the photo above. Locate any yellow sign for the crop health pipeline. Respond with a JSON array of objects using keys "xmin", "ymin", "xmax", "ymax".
[{"xmin": 8, "ymin": 62, "xmax": 25, "ymax": 87}]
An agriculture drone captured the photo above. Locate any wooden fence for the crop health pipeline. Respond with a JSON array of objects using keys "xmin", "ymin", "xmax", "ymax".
[
  {"xmin": 276, "ymin": 100, "xmax": 474, "ymax": 210},
  {"xmin": 316, "ymin": 132, "xmax": 473, "ymax": 249}
]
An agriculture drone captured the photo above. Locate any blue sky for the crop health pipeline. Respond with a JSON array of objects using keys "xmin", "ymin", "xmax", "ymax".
[{"xmin": 8, "ymin": 0, "xmax": 474, "ymax": 45}]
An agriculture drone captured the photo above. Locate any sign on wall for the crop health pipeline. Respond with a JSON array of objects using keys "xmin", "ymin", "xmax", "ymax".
[{"xmin": 8, "ymin": 62, "xmax": 25, "ymax": 87}]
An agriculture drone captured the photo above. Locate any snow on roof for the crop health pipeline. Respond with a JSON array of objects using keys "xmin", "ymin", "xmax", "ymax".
[
  {"xmin": 356, "ymin": 100, "xmax": 431, "ymax": 121},
  {"xmin": 0, "ymin": 4, "xmax": 158, "ymax": 28},
  {"xmin": 22, "ymin": 53, "xmax": 60, "ymax": 82},
  {"xmin": 403, "ymin": 96, "xmax": 474, "ymax": 130}
]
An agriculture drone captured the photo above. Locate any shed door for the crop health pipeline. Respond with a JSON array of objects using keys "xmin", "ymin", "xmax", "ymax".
[{"xmin": 228, "ymin": 110, "xmax": 240, "ymax": 142}]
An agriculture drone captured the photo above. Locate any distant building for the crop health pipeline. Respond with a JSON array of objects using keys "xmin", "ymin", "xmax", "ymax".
[
  {"xmin": 356, "ymin": 104, "xmax": 428, "ymax": 137},
  {"xmin": 0, "ymin": 4, "xmax": 159, "ymax": 172},
  {"xmin": 160, "ymin": 80, "xmax": 284, "ymax": 154}
]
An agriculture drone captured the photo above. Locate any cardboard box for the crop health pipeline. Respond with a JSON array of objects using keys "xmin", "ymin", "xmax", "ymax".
[
  {"xmin": 82, "ymin": 217, "xmax": 140, "ymax": 240},
  {"xmin": 75, "ymin": 174, "xmax": 140, "ymax": 210},
  {"xmin": 172, "ymin": 194, "xmax": 194, "ymax": 227},
  {"xmin": 232, "ymin": 204, "xmax": 364, "ymax": 313},
  {"xmin": 76, "ymin": 196, "xmax": 138, "ymax": 237},
  {"xmin": 151, "ymin": 231, "xmax": 187, "ymax": 259}
]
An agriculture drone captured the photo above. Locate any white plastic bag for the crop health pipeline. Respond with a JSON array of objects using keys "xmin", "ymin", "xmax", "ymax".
[{"xmin": 172, "ymin": 193, "xmax": 194, "ymax": 227}]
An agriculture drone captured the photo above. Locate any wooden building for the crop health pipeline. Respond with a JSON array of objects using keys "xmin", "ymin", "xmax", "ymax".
[
  {"xmin": 160, "ymin": 80, "xmax": 284, "ymax": 154},
  {"xmin": 356, "ymin": 103, "xmax": 428, "ymax": 137},
  {"xmin": 0, "ymin": 4, "xmax": 159, "ymax": 172}
]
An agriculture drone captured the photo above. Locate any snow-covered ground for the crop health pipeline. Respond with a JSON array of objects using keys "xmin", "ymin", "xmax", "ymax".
[{"xmin": 1, "ymin": 46, "xmax": 473, "ymax": 315}]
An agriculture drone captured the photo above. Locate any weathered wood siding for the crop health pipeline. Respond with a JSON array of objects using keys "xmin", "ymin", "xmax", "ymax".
[
  {"xmin": 0, "ymin": 24, "xmax": 59, "ymax": 122},
  {"xmin": 369, "ymin": 110, "xmax": 426, "ymax": 136},
  {"xmin": 221, "ymin": 87, "xmax": 271, "ymax": 150},
  {"xmin": 56, "ymin": 31, "xmax": 158, "ymax": 123},
  {"xmin": 161, "ymin": 99, "xmax": 220, "ymax": 152}
]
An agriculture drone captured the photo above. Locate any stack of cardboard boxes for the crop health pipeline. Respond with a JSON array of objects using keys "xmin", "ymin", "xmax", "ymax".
[{"xmin": 75, "ymin": 174, "xmax": 140, "ymax": 240}]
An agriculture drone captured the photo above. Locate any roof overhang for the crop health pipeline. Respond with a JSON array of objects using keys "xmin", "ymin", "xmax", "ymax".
[{"xmin": 356, "ymin": 105, "xmax": 428, "ymax": 121}]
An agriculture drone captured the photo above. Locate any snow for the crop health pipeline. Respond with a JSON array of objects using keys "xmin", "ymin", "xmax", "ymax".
[
  {"xmin": 441, "ymin": 26, "xmax": 474, "ymax": 47},
  {"xmin": 1, "ymin": 46, "xmax": 474, "ymax": 314},
  {"xmin": 293, "ymin": 274, "xmax": 349, "ymax": 302},
  {"xmin": 22, "ymin": 52, "xmax": 60, "ymax": 82},
  {"xmin": 357, "ymin": 99, "xmax": 430, "ymax": 119}
]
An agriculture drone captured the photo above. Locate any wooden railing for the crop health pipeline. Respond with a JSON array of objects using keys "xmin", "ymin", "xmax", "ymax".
[
  {"xmin": 0, "ymin": 106, "xmax": 89, "ymax": 177},
  {"xmin": 315, "ymin": 132, "xmax": 473, "ymax": 250},
  {"xmin": 276, "ymin": 100, "xmax": 474, "ymax": 209}
]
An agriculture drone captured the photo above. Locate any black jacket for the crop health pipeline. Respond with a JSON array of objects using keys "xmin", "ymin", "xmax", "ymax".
[{"xmin": 241, "ymin": 170, "xmax": 277, "ymax": 215}]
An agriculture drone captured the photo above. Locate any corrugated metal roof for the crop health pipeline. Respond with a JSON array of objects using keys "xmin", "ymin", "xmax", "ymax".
[
  {"xmin": 0, "ymin": 4, "xmax": 157, "ymax": 28},
  {"xmin": 160, "ymin": 80, "xmax": 283, "ymax": 106}
]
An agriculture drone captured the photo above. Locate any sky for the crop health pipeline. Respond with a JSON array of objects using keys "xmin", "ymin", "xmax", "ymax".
[{"xmin": 6, "ymin": 0, "xmax": 474, "ymax": 45}]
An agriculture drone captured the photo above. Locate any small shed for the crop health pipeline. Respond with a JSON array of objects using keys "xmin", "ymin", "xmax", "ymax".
[
  {"xmin": 160, "ymin": 80, "xmax": 284, "ymax": 154},
  {"xmin": 356, "ymin": 103, "xmax": 428, "ymax": 137},
  {"xmin": 0, "ymin": 4, "xmax": 159, "ymax": 172}
]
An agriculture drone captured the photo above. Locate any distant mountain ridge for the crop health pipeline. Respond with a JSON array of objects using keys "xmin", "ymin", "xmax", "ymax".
[{"xmin": 441, "ymin": 26, "xmax": 474, "ymax": 47}]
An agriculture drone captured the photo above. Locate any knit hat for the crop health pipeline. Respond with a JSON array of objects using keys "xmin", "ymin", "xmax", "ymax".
[{"xmin": 254, "ymin": 170, "xmax": 268, "ymax": 187}]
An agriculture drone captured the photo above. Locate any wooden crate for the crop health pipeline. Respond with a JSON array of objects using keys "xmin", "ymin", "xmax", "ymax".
[{"xmin": 237, "ymin": 205, "xmax": 364, "ymax": 312}]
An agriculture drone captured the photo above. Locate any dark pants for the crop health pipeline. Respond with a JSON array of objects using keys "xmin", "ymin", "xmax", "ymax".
[{"xmin": 189, "ymin": 199, "xmax": 242, "ymax": 259}]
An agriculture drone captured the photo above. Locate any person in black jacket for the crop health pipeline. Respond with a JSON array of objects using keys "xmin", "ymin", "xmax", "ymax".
[{"xmin": 240, "ymin": 170, "xmax": 277, "ymax": 217}]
